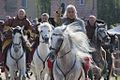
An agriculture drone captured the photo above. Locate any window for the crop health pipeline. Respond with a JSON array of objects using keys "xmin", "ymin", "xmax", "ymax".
[
  {"xmin": 79, "ymin": 0, "xmax": 85, "ymax": 5},
  {"xmin": 5, "ymin": 0, "xmax": 17, "ymax": 12},
  {"xmin": 21, "ymin": 0, "xmax": 27, "ymax": 8}
]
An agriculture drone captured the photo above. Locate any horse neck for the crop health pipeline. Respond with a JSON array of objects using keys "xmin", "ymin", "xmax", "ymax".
[
  {"xmin": 38, "ymin": 43, "xmax": 49, "ymax": 53},
  {"xmin": 92, "ymin": 30, "xmax": 102, "ymax": 51},
  {"xmin": 11, "ymin": 43, "xmax": 23, "ymax": 58},
  {"xmin": 38, "ymin": 37, "xmax": 49, "ymax": 59},
  {"xmin": 57, "ymin": 38, "xmax": 75, "ymax": 70},
  {"xmin": 95, "ymin": 39, "xmax": 102, "ymax": 50},
  {"xmin": 39, "ymin": 34, "xmax": 44, "ymax": 42}
]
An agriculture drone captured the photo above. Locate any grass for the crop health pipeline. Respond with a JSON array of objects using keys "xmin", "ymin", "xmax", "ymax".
[{"xmin": 110, "ymin": 75, "xmax": 120, "ymax": 80}]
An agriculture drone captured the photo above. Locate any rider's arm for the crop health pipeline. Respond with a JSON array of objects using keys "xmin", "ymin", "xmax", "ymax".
[
  {"xmin": 3, "ymin": 18, "xmax": 13, "ymax": 32},
  {"xmin": 54, "ymin": 11, "xmax": 62, "ymax": 26},
  {"xmin": 77, "ymin": 18, "xmax": 86, "ymax": 33}
]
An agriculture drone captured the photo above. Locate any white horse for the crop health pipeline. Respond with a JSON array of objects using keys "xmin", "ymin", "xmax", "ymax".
[
  {"xmin": 50, "ymin": 23, "xmax": 93, "ymax": 80},
  {"xmin": 6, "ymin": 26, "xmax": 26, "ymax": 80},
  {"xmin": 31, "ymin": 22, "xmax": 53, "ymax": 80}
]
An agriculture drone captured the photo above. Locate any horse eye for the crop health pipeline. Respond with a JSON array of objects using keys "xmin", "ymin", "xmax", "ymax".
[
  {"xmin": 52, "ymin": 33, "xmax": 56, "ymax": 36},
  {"xmin": 40, "ymin": 30, "xmax": 43, "ymax": 33},
  {"xmin": 48, "ymin": 30, "xmax": 50, "ymax": 32}
]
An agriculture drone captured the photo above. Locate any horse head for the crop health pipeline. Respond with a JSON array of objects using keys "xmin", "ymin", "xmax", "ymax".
[
  {"xmin": 12, "ymin": 26, "xmax": 24, "ymax": 52},
  {"xmin": 50, "ymin": 26, "xmax": 72, "ymax": 58},
  {"xmin": 38, "ymin": 22, "xmax": 53, "ymax": 44},
  {"xmin": 96, "ymin": 24, "xmax": 111, "ymax": 45}
]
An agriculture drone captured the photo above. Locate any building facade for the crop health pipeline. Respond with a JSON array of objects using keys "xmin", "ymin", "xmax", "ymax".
[
  {"xmin": 0, "ymin": 0, "xmax": 21, "ymax": 19},
  {"xmin": 0, "ymin": 0, "xmax": 36, "ymax": 19},
  {"xmin": 0, "ymin": 0, "xmax": 97, "ymax": 20},
  {"xmin": 51, "ymin": 0, "xmax": 97, "ymax": 19}
]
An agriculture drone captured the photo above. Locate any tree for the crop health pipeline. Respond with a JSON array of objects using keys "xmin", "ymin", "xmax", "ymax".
[
  {"xmin": 36, "ymin": 0, "xmax": 51, "ymax": 17},
  {"xmin": 97, "ymin": 0, "xmax": 120, "ymax": 28}
]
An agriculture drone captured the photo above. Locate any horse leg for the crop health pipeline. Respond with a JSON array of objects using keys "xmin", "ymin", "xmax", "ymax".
[
  {"xmin": 5, "ymin": 68, "xmax": 10, "ymax": 80},
  {"xmin": 36, "ymin": 72, "xmax": 41, "ymax": 80},
  {"xmin": 19, "ymin": 60, "xmax": 26, "ymax": 80},
  {"xmin": 88, "ymin": 69, "xmax": 94, "ymax": 80},
  {"xmin": 9, "ymin": 68, "xmax": 15, "ymax": 80},
  {"xmin": 19, "ymin": 69, "xmax": 26, "ymax": 80},
  {"xmin": 103, "ymin": 50, "xmax": 114, "ymax": 80},
  {"xmin": 35, "ymin": 67, "xmax": 41, "ymax": 80},
  {"xmin": 91, "ymin": 51, "xmax": 103, "ymax": 79}
]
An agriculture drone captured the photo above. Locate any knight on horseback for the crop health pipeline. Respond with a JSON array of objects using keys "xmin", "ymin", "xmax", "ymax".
[
  {"xmin": 85, "ymin": 15, "xmax": 111, "ymax": 80},
  {"xmin": 1, "ymin": 9, "xmax": 34, "ymax": 72},
  {"xmin": 49, "ymin": 4, "xmax": 93, "ymax": 80}
]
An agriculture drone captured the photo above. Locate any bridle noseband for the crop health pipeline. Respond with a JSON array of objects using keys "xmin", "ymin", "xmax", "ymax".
[
  {"xmin": 39, "ymin": 30, "xmax": 50, "ymax": 44},
  {"xmin": 50, "ymin": 32, "xmax": 73, "ymax": 59},
  {"xmin": 50, "ymin": 33, "xmax": 64, "ymax": 57}
]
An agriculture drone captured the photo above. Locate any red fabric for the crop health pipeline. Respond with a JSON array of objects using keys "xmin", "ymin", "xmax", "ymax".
[
  {"xmin": 47, "ymin": 58, "xmax": 53, "ymax": 70},
  {"xmin": 84, "ymin": 57, "xmax": 92, "ymax": 72}
]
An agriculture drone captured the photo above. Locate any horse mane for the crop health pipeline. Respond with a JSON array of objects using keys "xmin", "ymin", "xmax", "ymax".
[
  {"xmin": 38, "ymin": 22, "xmax": 53, "ymax": 32},
  {"xmin": 52, "ymin": 26, "xmax": 93, "ymax": 60},
  {"xmin": 64, "ymin": 22, "xmax": 94, "ymax": 53},
  {"xmin": 60, "ymin": 22, "xmax": 94, "ymax": 59},
  {"xmin": 94, "ymin": 23, "xmax": 107, "ymax": 42}
]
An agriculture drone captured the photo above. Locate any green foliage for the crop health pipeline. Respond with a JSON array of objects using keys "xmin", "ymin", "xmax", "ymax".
[
  {"xmin": 97, "ymin": 0, "xmax": 120, "ymax": 28},
  {"xmin": 36, "ymin": 0, "xmax": 51, "ymax": 17}
]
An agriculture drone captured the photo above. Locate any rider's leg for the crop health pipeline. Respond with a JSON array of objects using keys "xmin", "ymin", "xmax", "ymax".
[
  {"xmin": 25, "ymin": 47, "xmax": 31, "ymax": 71},
  {"xmin": 1, "ymin": 45, "xmax": 10, "ymax": 72},
  {"xmin": 0, "ymin": 39, "xmax": 2, "ymax": 65},
  {"xmin": 88, "ymin": 69, "xmax": 94, "ymax": 80}
]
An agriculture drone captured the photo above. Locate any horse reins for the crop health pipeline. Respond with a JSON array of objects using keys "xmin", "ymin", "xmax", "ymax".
[
  {"xmin": 58, "ymin": 50, "xmax": 71, "ymax": 58},
  {"xmin": 36, "ymin": 45, "xmax": 50, "ymax": 78},
  {"xmin": 56, "ymin": 54, "xmax": 77, "ymax": 80},
  {"xmin": 10, "ymin": 46, "xmax": 24, "ymax": 69}
]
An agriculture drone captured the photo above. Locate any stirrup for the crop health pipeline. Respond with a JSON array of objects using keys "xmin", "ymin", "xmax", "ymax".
[{"xmin": 26, "ymin": 63, "xmax": 31, "ymax": 71}]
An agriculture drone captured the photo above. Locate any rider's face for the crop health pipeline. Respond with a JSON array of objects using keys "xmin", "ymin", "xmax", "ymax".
[
  {"xmin": 88, "ymin": 17, "xmax": 96, "ymax": 26},
  {"xmin": 41, "ymin": 16, "xmax": 48, "ymax": 22},
  {"xmin": 67, "ymin": 8, "xmax": 76, "ymax": 19},
  {"xmin": 18, "ymin": 11, "xmax": 25, "ymax": 20}
]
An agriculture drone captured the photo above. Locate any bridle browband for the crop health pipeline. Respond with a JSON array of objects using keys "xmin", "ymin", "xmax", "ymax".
[{"xmin": 39, "ymin": 30, "xmax": 50, "ymax": 44}]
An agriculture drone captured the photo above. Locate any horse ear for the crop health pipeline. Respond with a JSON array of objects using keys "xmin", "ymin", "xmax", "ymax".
[
  {"xmin": 21, "ymin": 26, "xmax": 25, "ymax": 34},
  {"xmin": 37, "ymin": 25, "xmax": 41, "ymax": 32},
  {"xmin": 38, "ymin": 26, "xmax": 40, "ymax": 32},
  {"xmin": 10, "ymin": 27, "xmax": 14, "ymax": 32},
  {"xmin": 62, "ymin": 25, "xmax": 67, "ymax": 32},
  {"xmin": 21, "ymin": 26, "xmax": 24, "ymax": 30}
]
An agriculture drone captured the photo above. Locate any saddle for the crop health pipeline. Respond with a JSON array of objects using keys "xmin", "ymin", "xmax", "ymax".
[{"xmin": 2, "ymin": 38, "xmax": 12, "ymax": 52}]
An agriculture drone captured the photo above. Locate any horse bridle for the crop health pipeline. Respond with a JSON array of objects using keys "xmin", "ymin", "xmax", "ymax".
[
  {"xmin": 98, "ymin": 28, "xmax": 107, "ymax": 39},
  {"xmin": 36, "ymin": 46, "xmax": 50, "ymax": 78},
  {"xmin": 38, "ymin": 30, "xmax": 50, "ymax": 44},
  {"xmin": 56, "ymin": 54, "xmax": 77, "ymax": 80},
  {"xmin": 50, "ymin": 33, "xmax": 78, "ymax": 80},
  {"xmin": 13, "ymin": 42, "xmax": 21, "ymax": 48},
  {"xmin": 10, "ymin": 30, "xmax": 25, "ymax": 69},
  {"xmin": 94, "ymin": 27, "xmax": 108, "ymax": 44},
  {"xmin": 49, "ymin": 33, "xmax": 64, "ymax": 55},
  {"xmin": 10, "ymin": 43, "xmax": 24, "ymax": 69}
]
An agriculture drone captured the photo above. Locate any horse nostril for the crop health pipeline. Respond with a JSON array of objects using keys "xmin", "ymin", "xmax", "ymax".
[
  {"xmin": 105, "ymin": 37, "xmax": 111, "ymax": 42},
  {"xmin": 14, "ymin": 47, "xmax": 19, "ymax": 52},
  {"xmin": 45, "ymin": 37, "xmax": 49, "ymax": 43}
]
